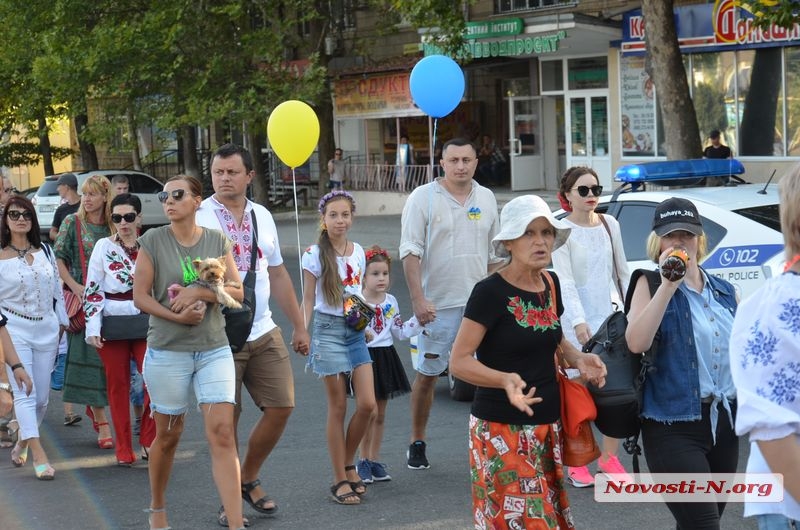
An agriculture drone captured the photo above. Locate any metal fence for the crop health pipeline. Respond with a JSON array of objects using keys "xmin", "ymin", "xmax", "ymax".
[{"xmin": 347, "ymin": 164, "xmax": 433, "ymax": 192}]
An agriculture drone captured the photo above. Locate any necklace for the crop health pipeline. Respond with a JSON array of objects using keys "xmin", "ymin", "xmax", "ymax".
[
  {"xmin": 8, "ymin": 243, "xmax": 32, "ymax": 260},
  {"xmin": 115, "ymin": 233, "xmax": 139, "ymax": 259},
  {"xmin": 334, "ymin": 239, "xmax": 348, "ymax": 257}
]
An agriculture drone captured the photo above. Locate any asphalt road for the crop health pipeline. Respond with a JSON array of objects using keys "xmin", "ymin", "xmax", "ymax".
[{"xmin": 0, "ymin": 245, "xmax": 757, "ymax": 529}]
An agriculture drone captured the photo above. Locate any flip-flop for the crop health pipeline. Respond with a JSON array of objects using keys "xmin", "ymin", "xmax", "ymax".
[
  {"xmin": 241, "ymin": 479, "xmax": 278, "ymax": 514},
  {"xmin": 34, "ymin": 463, "xmax": 55, "ymax": 480},
  {"xmin": 11, "ymin": 442, "xmax": 28, "ymax": 467}
]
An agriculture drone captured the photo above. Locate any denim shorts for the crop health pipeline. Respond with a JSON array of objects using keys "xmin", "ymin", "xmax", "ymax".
[
  {"xmin": 308, "ymin": 311, "xmax": 371, "ymax": 377},
  {"xmin": 415, "ymin": 306, "xmax": 464, "ymax": 376},
  {"xmin": 143, "ymin": 345, "xmax": 236, "ymax": 415}
]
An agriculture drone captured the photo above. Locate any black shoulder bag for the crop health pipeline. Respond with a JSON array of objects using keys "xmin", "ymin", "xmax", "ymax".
[{"xmin": 224, "ymin": 211, "xmax": 258, "ymax": 353}]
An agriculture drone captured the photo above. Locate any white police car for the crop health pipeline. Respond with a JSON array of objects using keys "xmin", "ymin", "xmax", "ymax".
[{"xmin": 569, "ymin": 159, "xmax": 783, "ymax": 300}]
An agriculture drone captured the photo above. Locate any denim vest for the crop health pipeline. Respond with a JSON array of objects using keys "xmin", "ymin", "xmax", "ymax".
[{"xmin": 641, "ymin": 270, "xmax": 737, "ymax": 422}]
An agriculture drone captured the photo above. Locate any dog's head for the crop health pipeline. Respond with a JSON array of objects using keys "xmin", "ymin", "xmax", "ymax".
[{"xmin": 192, "ymin": 257, "xmax": 227, "ymax": 283}]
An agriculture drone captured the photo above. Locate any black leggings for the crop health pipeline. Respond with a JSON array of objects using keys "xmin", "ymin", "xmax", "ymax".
[{"xmin": 641, "ymin": 402, "xmax": 739, "ymax": 530}]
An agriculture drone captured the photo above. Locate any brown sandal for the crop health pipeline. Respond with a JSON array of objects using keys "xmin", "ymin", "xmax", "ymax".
[
  {"xmin": 344, "ymin": 464, "xmax": 367, "ymax": 495},
  {"xmin": 330, "ymin": 480, "xmax": 360, "ymax": 505}
]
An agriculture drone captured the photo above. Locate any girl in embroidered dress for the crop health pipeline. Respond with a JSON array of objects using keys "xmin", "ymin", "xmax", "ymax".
[
  {"xmin": 54, "ymin": 174, "xmax": 114, "ymax": 450},
  {"xmin": 84, "ymin": 193, "xmax": 155, "ymax": 466},
  {"xmin": 301, "ymin": 190, "xmax": 376, "ymax": 505},
  {"xmin": 0, "ymin": 197, "xmax": 67, "ymax": 479},
  {"xmin": 355, "ymin": 246, "xmax": 421, "ymax": 484}
]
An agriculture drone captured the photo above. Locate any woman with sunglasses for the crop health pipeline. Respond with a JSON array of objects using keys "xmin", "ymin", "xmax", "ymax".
[
  {"xmin": 84, "ymin": 193, "xmax": 155, "ymax": 466},
  {"xmin": 54, "ymin": 174, "xmax": 115, "ymax": 450},
  {"xmin": 552, "ymin": 166, "xmax": 632, "ymax": 487},
  {"xmin": 134, "ymin": 175, "xmax": 244, "ymax": 530},
  {"xmin": 0, "ymin": 196, "xmax": 68, "ymax": 479}
]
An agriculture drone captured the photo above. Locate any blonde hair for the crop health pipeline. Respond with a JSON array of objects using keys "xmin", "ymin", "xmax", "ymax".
[
  {"xmin": 779, "ymin": 164, "xmax": 800, "ymax": 258},
  {"xmin": 77, "ymin": 174, "xmax": 111, "ymax": 230},
  {"xmin": 646, "ymin": 231, "xmax": 708, "ymax": 263}
]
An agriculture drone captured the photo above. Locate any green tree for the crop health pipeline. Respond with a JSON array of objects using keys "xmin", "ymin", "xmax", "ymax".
[
  {"xmin": 642, "ymin": 0, "xmax": 702, "ymax": 158},
  {"xmin": 738, "ymin": 1, "xmax": 800, "ymax": 28}
]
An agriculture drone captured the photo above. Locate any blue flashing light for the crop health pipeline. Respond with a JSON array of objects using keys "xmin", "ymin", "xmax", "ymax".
[{"xmin": 615, "ymin": 159, "xmax": 745, "ymax": 183}]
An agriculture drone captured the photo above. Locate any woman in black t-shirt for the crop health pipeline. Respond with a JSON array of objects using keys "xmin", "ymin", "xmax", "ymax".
[{"xmin": 450, "ymin": 195, "xmax": 606, "ymax": 530}]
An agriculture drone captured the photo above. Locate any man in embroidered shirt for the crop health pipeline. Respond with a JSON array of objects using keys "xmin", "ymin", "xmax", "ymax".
[
  {"xmin": 196, "ymin": 144, "xmax": 309, "ymax": 522},
  {"xmin": 400, "ymin": 137, "xmax": 503, "ymax": 470}
]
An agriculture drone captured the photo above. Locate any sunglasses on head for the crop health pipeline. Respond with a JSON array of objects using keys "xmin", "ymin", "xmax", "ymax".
[
  {"xmin": 7, "ymin": 210, "xmax": 33, "ymax": 221},
  {"xmin": 111, "ymin": 212, "xmax": 137, "ymax": 224},
  {"xmin": 157, "ymin": 189, "xmax": 187, "ymax": 203},
  {"xmin": 572, "ymin": 185, "xmax": 603, "ymax": 197}
]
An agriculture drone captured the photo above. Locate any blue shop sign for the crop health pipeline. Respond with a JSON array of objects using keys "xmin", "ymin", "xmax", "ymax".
[{"xmin": 616, "ymin": 1, "xmax": 800, "ymax": 55}]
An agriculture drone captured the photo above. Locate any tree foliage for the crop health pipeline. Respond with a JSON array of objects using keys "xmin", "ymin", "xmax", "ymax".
[{"xmin": 737, "ymin": 1, "xmax": 800, "ymax": 28}]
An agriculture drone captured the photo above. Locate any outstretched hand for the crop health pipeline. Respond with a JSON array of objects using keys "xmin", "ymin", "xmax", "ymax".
[
  {"xmin": 503, "ymin": 373, "xmax": 542, "ymax": 416},
  {"xmin": 576, "ymin": 354, "xmax": 607, "ymax": 388}
]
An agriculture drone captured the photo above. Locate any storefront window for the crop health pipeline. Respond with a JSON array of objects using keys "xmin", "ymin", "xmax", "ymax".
[
  {"xmin": 495, "ymin": 0, "xmax": 577, "ymax": 14},
  {"xmin": 541, "ymin": 60, "xmax": 563, "ymax": 92},
  {"xmin": 567, "ymin": 57, "xmax": 608, "ymax": 90},
  {"xmin": 691, "ymin": 51, "xmax": 733, "ymax": 152},
  {"xmin": 619, "ymin": 55, "xmax": 656, "ymax": 156},
  {"xmin": 785, "ymin": 47, "xmax": 800, "ymax": 156}
]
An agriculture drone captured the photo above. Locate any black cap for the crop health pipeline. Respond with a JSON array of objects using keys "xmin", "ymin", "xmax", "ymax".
[
  {"xmin": 652, "ymin": 197, "xmax": 703, "ymax": 236},
  {"xmin": 709, "ymin": 129, "xmax": 721, "ymax": 139},
  {"xmin": 56, "ymin": 173, "xmax": 78, "ymax": 190}
]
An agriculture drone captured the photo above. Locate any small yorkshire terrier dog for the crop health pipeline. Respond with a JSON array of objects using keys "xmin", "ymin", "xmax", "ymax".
[{"xmin": 188, "ymin": 256, "xmax": 242, "ymax": 309}]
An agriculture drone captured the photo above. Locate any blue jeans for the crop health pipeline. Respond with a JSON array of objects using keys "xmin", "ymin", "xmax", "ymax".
[
  {"xmin": 143, "ymin": 345, "xmax": 235, "ymax": 415},
  {"xmin": 758, "ymin": 514, "xmax": 799, "ymax": 530}
]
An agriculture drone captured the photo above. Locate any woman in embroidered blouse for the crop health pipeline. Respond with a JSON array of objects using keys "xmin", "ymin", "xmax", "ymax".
[
  {"xmin": 450, "ymin": 195, "xmax": 606, "ymax": 530},
  {"xmin": 552, "ymin": 166, "xmax": 631, "ymax": 487},
  {"xmin": 626, "ymin": 197, "xmax": 739, "ymax": 530},
  {"xmin": 85, "ymin": 193, "xmax": 154, "ymax": 466},
  {"xmin": 55, "ymin": 174, "xmax": 114, "ymax": 450},
  {"xmin": 0, "ymin": 196, "xmax": 68, "ymax": 479},
  {"xmin": 730, "ymin": 165, "xmax": 800, "ymax": 529}
]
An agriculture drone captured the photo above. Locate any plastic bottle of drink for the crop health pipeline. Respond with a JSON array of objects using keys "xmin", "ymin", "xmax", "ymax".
[{"xmin": 661, "ymin": 248, "xmax": 689, "ymax": 282}]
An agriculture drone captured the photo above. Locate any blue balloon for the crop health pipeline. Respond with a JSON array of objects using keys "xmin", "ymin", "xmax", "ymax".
[{"xmin": 409, "ymin": 55, "xmax": 465, "ymax": 118}]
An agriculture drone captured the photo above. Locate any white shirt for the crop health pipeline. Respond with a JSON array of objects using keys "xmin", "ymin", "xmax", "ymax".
[
  {"xmin": 0, "ymin": 248, "xmax": 68, "ymax": 350},
  {"xmin": 365, "ymin": 293, "xmax": 423, "ymax": 347},
  {"xmin": 551, "ymin": 215, "xmax": 630, "ymax": 347},
  {"xmin": 84, "ymin": 236, "xmax": 143, "ymax": 339},
  {"xmin": 196, "ymin": 197, "xmax": 284, "ymax": 341},
  {"xmin": 730, "ymin": 272, "xmax": 800, "ymax": 519},
  {"xmin": 399, "ymin": 178, "xmax": 501, "ymax": 310},
  {"xmin": 301, "ymin": 243, "xmax": 366, "ymax": 316}
]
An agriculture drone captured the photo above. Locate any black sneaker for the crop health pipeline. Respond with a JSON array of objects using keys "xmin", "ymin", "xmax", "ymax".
[{"xmin": 407, "ymin": 440, "xmax": 430, "ymax": 469}]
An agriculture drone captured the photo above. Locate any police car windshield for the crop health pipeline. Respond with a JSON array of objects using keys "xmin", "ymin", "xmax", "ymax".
[{"xmin": 733, "ymin": 205, "xmax": 780, "ymax": 232}]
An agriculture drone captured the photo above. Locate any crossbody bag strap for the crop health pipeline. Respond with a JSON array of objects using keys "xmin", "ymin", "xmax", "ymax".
[
  {"xmin": 543, "ymin": 271, "xmax": 568, "ymax": 370},
  {"xmin": 598, "ymin": 214, "xmax": 624, "ymax": 301},
  {"xmin": 76, "ymin": 218, "xmax": 88, "ymax": 283}
]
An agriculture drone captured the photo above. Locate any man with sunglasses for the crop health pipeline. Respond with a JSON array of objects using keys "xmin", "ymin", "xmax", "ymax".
[{"xmin": 196, "ymin": 143, "xmax": 309, "ymax": 524}]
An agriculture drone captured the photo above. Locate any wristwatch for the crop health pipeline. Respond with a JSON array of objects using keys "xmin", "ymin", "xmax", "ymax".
[{"xmin": 0, "ymin": 382, "xmax": 12, "ymax": 396}]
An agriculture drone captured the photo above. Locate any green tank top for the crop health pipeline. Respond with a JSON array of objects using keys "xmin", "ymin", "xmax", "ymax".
[{"xmin": 138, "ymin": 226, "xmax": 232, "ymax": 351}]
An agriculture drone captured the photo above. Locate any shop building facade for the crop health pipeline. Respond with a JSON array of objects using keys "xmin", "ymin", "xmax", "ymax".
[{"xmin": 330, "ymin": 0, "xmax": 800, "ymax": 193}]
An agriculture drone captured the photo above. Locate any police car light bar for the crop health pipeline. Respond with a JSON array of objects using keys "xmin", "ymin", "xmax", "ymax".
[{"xmin": 615, "ymin": 159, "xmax": 745, "ymax": 183}]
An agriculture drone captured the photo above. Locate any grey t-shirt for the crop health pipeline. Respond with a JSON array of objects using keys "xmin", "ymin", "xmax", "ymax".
[{"xmin": 138, "ymin": 226, "xmax": 232, "ymax": 351}]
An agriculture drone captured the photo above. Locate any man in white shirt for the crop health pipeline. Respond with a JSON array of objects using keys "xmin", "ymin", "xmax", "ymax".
[
  {"xmin": 196, "ymin": 144, "xmax": 309, "ymax": 524},
  {"xmin": 400, "ymin": 137, "xmax": 503, "ymax": 470}
]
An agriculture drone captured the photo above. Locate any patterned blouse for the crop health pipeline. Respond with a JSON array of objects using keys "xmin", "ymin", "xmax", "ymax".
[
  {"xmin": 54, "ymin": 214, "xmax": 110, "ymax": 284},
  {"xmin": 83, "ymin": 236, "xmax": 142, "ymax": 339}
]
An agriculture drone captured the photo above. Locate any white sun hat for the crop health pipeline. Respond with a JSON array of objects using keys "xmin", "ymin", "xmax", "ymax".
[{"xmin": 491, "ymin": 195, "xmax": 571, "ymax": 258}]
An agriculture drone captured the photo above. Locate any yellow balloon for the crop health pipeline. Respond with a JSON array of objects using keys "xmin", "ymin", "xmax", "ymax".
[{"xmin": 267, "ymin": 100, "xmax": 320, "ymax": 168}]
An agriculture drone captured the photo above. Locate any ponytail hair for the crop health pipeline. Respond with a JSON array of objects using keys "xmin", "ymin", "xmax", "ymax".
[{"xmin": 318, "ymin": 229, "xmax": 343, "ymax": 306}]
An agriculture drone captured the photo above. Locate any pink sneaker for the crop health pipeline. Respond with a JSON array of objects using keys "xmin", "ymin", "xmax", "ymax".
[
  {"xmin": 566, "ymin": 465, "xmax": 595, "ymax": 488},
  {"xmin": 597, "ymin": 455, "xmax": 632, "ymax": 481}
]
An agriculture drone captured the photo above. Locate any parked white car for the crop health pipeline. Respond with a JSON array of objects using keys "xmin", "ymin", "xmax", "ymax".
[
  {"xmin": 561, "ymin": 159, "xmax": 784, "ymax": 300},
  {"xmin": 32, "ymin": 170, "xmax": 168, "ymax": 238}
]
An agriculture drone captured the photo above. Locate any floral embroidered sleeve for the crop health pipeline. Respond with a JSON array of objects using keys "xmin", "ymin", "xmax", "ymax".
[
  {"xmin": 387, "ymin": 295, "xmax": 424, "ymax": 342},
  {"xmin": 84, "ymin": 238, "xmax": 108, "ymax": 338},
  {"xmin": 730, "ymin": 277, "xmax": 800, "ymax": 442}
]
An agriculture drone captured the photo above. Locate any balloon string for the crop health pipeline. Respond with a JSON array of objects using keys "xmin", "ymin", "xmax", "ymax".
[
  {"xmin": 431, "ymin": 118, "xmax": 438, "ymax": 182},
  {"xmin": 291, "ymin": 168, "xmax": 306, "ymax": 329}
]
